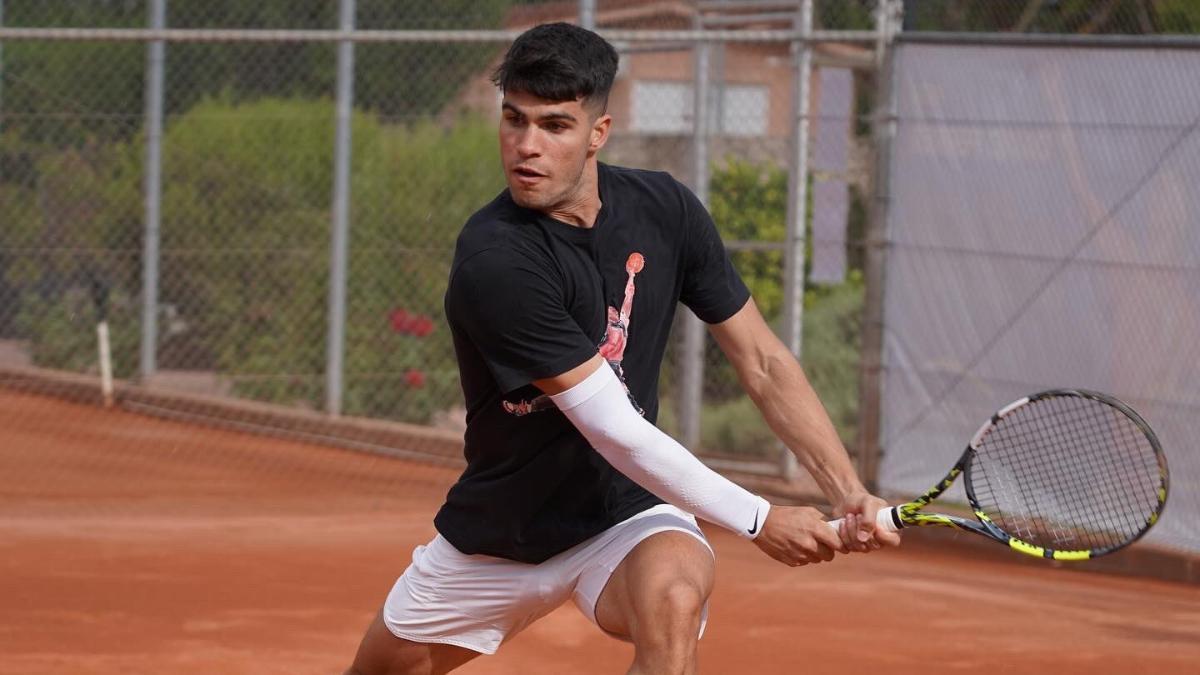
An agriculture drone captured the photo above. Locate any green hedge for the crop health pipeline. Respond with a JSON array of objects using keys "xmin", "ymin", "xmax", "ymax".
[
  {"xmin": 5, "ymin": 97, "xmax": 503, "ymax": 423},
  {"xmin": 6, "ymin": 98, "xmax": 863, "ymax": 439}
]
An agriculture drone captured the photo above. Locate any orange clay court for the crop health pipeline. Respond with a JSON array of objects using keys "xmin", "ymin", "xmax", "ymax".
[{"xmin": 2, "ymin": 388, "xmax": 1199, "ymax": 675}]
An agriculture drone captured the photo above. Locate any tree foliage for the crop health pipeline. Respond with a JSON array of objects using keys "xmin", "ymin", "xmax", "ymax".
[
  {"xmin": 708, "ymin": 158, "xmax": 788, "ymax": 323},
  {"xmin": 819, "ymin": 0, "xmax": 1200, "ymax": 33},
  {"xmin": 0, "ymin": 0, "xmax": 514, "ymax": 143},
  {"xmin": 903, "ymin": 0, "xmax": 1200, "ymax": 34}
]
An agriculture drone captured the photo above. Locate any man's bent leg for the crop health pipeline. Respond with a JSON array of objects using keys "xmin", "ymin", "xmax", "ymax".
[
  {"xmin": 593, "ymin": 531, "xmax": 716, "ymax": 675},
  {"xmin": 346, "ymin": 611, "xmax": 481, "ymax": 675}
]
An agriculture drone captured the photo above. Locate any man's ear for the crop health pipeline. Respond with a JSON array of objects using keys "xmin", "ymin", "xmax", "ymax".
[{"xmin": 589, "ymin": 114, "xmax": 612, "ymax": 154}]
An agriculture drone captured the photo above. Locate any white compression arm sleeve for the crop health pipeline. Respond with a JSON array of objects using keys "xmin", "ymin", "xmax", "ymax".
[{"xmin": 549, "ymin": 361, "xmax": 771, "ymax": 539}]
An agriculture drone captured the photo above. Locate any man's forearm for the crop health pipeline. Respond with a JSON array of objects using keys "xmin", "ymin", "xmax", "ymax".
[
  {"xmin": 745, "ymin": 347, "xmax": 865, "ymax": 504},
  {"xmin": 708, "ymin": 298, "xmax": 867, "ymax": 505}
]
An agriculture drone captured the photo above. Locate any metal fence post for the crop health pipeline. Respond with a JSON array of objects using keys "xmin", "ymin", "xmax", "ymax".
[
  {"xmin": 857, "ymin": 0, "xmax": 899, "ymax": 492},
  {"xmin": 140, "ymin": 0, "xmax": 166, "ymax": 380},
  {"xmin": 326, "ymin": 0, "xmax": 355, "ymax": 417},
  {"xmin": 579, "ymin": 0, "xmax": 595, "ymax": 30},
  {"xmin": 780, "ymin": 0, "xmax": 814, "ymax": 480},
  {"xmin": 680, "ymin": 14, "xmax": 711, "ymax": 452},
  {"xmin": 1, "ymin": 0, "xmax": 6, "ymax": 132}
]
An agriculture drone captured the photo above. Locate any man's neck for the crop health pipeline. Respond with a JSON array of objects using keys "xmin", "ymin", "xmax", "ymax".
[{"xmin": 546, "ymin": 160, "xmax": 601, "ymax": 228}]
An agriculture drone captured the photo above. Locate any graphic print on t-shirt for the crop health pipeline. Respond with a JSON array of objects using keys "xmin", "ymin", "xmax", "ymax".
[{"xmin": 503, "ymin": 252, "xmax": 646, "ymax": 417}]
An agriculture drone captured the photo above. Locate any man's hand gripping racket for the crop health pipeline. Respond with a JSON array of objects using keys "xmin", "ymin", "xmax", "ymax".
[{"xmin": 830, "ymin": 390, "xmax": 1169, "ymax": 561}]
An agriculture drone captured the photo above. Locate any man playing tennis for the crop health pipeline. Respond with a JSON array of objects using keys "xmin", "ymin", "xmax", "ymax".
[{"xmin": 347, "ymin": 22, "xmax": 899, "ymax": 675}]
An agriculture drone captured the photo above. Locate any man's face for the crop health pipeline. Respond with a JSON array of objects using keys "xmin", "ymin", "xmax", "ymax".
[{"xmin": 498, "ymin": 89, "xmax": 608, "ymax": 212}]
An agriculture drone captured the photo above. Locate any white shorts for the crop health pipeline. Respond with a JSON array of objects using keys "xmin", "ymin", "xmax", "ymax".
[{"xmin": 381, "ymin": 504, "xmax": 714, "ymax": 654}]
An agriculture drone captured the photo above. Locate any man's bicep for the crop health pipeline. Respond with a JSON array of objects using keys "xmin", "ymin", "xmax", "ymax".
[{"xmin": 677, "ymin": 183, "xmax": 751, "ymax": 323}]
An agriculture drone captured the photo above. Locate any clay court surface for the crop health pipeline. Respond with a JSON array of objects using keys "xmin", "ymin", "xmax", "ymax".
[{"xmin": 3, "ymin": 389, "xmax": 1200, "ymax": 675}]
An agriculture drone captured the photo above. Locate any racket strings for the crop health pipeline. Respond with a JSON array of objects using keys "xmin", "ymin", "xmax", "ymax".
[
  {"xmin": 1040, "ymin": 401, "xmax": 1155, "ymax": 548},
  {"xmin": 987, "ymin": 406, "xmax": 1095, "ymax": 548},
  {"xmin": 1022, "ymin": 399, "xmax": 1159, "ymax": 549},
  {"xmin": 1073, "ymin": 400, "xmax": 1163, "ymax": 530},
  {"xmin": 969, "ymin": 394, "xmax": 1162, "ymax": 552},
  {"xmin": 1053, "ymin": 410, "xmax": 1149, "ymax": 549},
  {"xmin": 1003, "ymin": 399, "xmax": 1157, "ymax": 548}
]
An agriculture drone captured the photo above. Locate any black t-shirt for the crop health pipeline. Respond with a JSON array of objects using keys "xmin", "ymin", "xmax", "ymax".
[{"xmin": 436, "ymin": 162, "xmax": 751, "ymax": 564}]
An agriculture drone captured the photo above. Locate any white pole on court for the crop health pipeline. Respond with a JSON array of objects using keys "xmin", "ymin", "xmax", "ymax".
[{"xmin": 98, "ymin": 321, "xmax": 114, "ymax": 407}]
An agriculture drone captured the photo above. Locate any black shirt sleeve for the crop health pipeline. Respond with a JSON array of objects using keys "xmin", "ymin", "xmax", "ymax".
[
  {"xmin": 677, "ymin": 182, "xmax": 752, "ymax": 324},
  {"xmin": 446, "ymin": 246, "xmax": 598, "ymax": 394}
]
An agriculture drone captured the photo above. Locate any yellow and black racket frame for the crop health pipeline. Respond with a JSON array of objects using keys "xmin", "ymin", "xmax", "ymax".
[{"xmin": 889, "ymin": 389, "xmax": 1169, "ymax": 562}]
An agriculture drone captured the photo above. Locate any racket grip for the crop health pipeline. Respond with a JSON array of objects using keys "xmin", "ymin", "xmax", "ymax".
[{"xmin": 825, "ymin": 506, "xmax": 901, "ymax": 534}]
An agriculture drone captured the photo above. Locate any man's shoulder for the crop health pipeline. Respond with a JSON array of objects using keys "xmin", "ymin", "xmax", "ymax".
[
  {"xmin": 461, "ymin": 190, "xmax": 521, "ymax": 237},
  {"xmin": 451, "ymin": 193, "xmax": 548, "ymax": 277},
  {"xmin": 455, "ymin": 192, "xmax": 538, "ymax": 256},
  {"xmin": 601, "ymin": 163, "xmax": 685, "ymax": 195},
  {"xmin": 601, "ymin": 163, "xmax": 694, "ymax": 219}
]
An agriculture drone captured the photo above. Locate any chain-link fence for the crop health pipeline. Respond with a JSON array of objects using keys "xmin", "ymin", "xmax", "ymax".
[
  {"xmin": 2, "ymin": 0, "xmax": 1199, "ymax": 552},
  {"xmin": 0, "ymin": 1, "xmax": 891, "ymax": 500},
  {"xmin": 876, "ymin": 35, "xmax": 1200, "ymax": 555}
]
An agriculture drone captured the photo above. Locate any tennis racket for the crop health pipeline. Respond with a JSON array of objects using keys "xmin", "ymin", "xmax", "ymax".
[{"xmin": 830, "ymin": 390, "xmax": 1168, "ymax": 561}]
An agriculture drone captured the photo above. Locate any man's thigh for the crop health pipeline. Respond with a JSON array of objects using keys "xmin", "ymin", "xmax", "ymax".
[
  {"xmin": 348, "ymin": 611, "xmax": 480, "ymax": 675},
  {"xmin": 592, "ymin": 529, "xmax": 716, "ymax": 639},
  {"xmin": 374, "ymin": 534, "xmax": 573, "ymax": 658}
]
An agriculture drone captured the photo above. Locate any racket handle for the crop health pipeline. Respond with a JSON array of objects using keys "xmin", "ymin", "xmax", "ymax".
[{"xmin": 826, "ymin": 506, "xmax": 902, "ymax": 534}]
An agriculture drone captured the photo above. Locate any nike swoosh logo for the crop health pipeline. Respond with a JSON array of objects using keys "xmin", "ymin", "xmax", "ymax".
[{"xmin": 747, "ymin": 507, "xmax": 760, "ymax": 536}]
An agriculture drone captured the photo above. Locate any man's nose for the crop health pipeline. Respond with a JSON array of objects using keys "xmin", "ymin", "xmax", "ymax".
[{"xmin": 515, "ymin": 126, "xmax": 541, "ymax": 157}]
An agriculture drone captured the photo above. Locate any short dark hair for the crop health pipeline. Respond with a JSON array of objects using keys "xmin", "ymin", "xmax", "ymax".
[{"xmin": 492, "ymin": 22, "xmax": 619, "ymax": 115}]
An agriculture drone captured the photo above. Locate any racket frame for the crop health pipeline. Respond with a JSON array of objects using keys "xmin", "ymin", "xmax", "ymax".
[{"xmin": 884, "ymin": 389, "xmax": 1169, "ymax": 561}]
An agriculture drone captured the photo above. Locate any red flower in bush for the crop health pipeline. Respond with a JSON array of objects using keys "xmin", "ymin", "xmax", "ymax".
[
  {"xmin": 405, "ymin": 369, "xmax": 426, "ymax": 388},
  {"xmin": 390, "ymin": 308, "xmax": 434, "ymax": 337},
  {"xmin": 389, "ymin": 308, "xmax": 411, "ymax": 334},
  {"xmin": 412, "ymin": 315, "xmax": 435, "ymax": 337}
]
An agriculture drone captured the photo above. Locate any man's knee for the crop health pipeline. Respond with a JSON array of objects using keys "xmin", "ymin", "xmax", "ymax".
[
  {"xmin": 634, "ymin": 577, "xmax": 706, "ymax": 643},
  {"xmin": 660, "ymin": 579, "xmax": 706, "ymax": 621}
]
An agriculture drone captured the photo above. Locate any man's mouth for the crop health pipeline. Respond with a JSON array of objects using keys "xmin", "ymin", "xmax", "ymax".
[{"xmin": 513, "ymin": 166, "xmax": 546, "ymax": 180}]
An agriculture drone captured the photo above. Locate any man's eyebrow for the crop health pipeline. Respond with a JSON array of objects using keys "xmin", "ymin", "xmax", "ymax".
[{"xmin": 501, "ymin": 102, "xmax": 578, "ymax": 123}]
